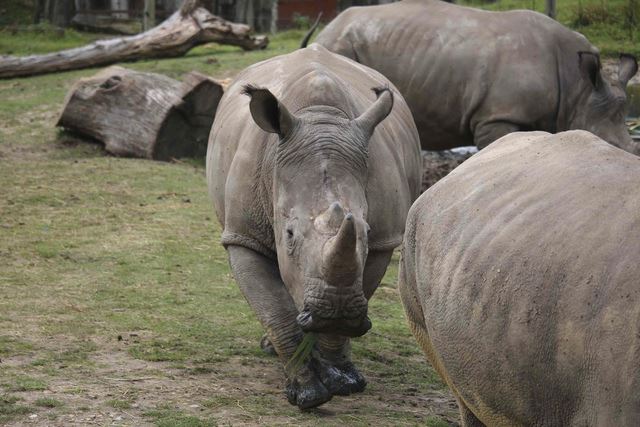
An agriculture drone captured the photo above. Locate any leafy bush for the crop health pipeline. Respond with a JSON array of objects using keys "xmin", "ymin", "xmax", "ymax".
[{"xmin": 292, "ymin": 13, "xmax": 311, "ymax": 29}]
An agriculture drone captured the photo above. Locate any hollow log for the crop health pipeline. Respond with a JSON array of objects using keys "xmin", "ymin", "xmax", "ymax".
[
  {"xmin": 421, "ymin": 148, "xmax": 476, "ymax": 192},
  {"xmin": 0, "ymin": 4, "xmax": 268, "ymax": 79},
  {"xmin": 57, "ymin": 66, "xmax": 224, "ymax": 160}
]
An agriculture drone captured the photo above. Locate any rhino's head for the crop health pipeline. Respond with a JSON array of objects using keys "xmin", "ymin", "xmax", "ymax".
[
  {"xmin": 243, "ymin": 85, "xmax": 393, "ymax": 337},
  {"xmin": 572, "ymin": 52, "xmax": 639, "ymax": 154}
]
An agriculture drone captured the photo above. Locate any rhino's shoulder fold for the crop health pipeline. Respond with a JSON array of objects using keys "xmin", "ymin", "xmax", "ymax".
[{"xmin": 221, "ymin": 230, "xmax": 277, "ymax": 260}]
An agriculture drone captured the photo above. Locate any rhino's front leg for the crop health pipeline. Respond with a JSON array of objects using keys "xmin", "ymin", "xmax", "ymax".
[
  {"xmin": 226, "ymin": 245, "xmax": 331, "ymax": 409},
  {"xmin": 311, "ymin": 249, "xmax": 394, "ymax": 395},
  {"xmin": 313, "ymin": 334, "xmax": 366, "ymax": 395}
]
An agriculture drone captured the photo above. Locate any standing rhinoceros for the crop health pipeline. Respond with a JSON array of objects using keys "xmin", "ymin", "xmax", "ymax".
[
  {"xmin": 399, "ymin": 130, "xmax": 640, "ymax": 426},
  {"xmin": 308, "ymin": 0, "xmax": 639, "ymax": 153},
  {"xmin": 206, "ymin": 44, "xmax": 421, "ymax": 409}
]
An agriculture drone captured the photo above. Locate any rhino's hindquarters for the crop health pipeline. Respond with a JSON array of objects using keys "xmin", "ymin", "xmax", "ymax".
[{"xmin": 399, "ymin": 131, "xmax": 640, "ymax": 427}]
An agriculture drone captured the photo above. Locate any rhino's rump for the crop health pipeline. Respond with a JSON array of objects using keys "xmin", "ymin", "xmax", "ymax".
[
  {"xmin": 406, "ymin": 131, "xmax": 640, "ymax": 424},
  {"xmin": 315, "ymin": 0, "xmax": 594, "ymax": 149},
  {"xmin": 206, "ymin": 45, "xmax": 421, "ymax": 258}
]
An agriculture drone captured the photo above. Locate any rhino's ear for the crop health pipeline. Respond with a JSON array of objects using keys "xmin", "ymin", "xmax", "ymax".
[
  {"xmin": 354, "ymin": 86, "xmax": 394, "ymax": 139},
  {"xmin": 578, "ymin": 51, "xmax": 602, "ymax": 89},
  {"xmin": 619, "ymin": 53, "xmax": 638, "ymax": 87},
  {"xmin": 242, "ymin": 84, "xmax": 297, "ymax": 137}
]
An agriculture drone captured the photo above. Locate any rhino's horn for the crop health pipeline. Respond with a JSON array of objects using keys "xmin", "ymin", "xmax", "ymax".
[{"xmin": 322, "ymin": 213, "xmax": 359, "ymax": 284}]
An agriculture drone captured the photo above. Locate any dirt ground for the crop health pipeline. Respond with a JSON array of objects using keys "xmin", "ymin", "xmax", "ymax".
[{"xmin": 2, "ymin": 335, "xmax": 459, "ymax": 426}]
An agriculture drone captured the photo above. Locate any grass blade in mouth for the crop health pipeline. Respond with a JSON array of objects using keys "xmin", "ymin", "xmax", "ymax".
[{"xmin": 285, "ymin": 333, "xmax": 318, "ymax": 376}]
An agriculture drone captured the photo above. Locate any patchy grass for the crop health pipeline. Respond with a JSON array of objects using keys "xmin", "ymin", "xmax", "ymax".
[
  {"xmin": 0, "ymin": 27, "xmax": 455, "ymax": 427},
  {"xmin": 5, "ymin": 376, "xmax": 47, "ymax": 392},
  {"xmin": 0, "ymin": 395, "xmax": 33, "ymax": 424}
]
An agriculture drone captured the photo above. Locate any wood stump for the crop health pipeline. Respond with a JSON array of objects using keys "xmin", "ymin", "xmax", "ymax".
[
  {"xmin": 0, "ymin": 4, "xmax": 268, "ymax": 79},
  {"xmin": 57, "ymin": 66, "xmax": 224, "ymax": 160}
]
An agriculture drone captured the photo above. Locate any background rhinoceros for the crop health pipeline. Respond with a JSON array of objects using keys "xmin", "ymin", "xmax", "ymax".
[
  {"xmin": 310, "ymin": 0, "xmax": 639, "ymax": 154},
  {"xmin": 400, "ymin": 130, "xmax": 640, "ymax": 426},
  {"xmin": 206, "ymin": 44, "xmax": 421, "ymax": 409}
]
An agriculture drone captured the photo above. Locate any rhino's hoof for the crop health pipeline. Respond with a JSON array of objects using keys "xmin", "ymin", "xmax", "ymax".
[
  {"xmin": 285, "ymin": 364, "xmax": 332, "ymax": 409},
  {"xmin": 313, "ymin": 358, "xmax": 366, "ymax": 396},
  {"xmin": 339, "ymin": 361, "xmax": 367, "ymax": 393},
  {"xmin": 259, "ymin": 334, "xmax": 277, "ymax": 356}
]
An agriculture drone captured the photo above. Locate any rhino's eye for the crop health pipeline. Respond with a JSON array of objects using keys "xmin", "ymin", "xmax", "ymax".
[{"xmin": 285, "ymin": 227, "xmax": 297, "ymax": 255}]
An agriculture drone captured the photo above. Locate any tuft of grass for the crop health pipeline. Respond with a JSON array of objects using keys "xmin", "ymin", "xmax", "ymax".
[
  {"xmin": 284, "ymin": 333, "xmax": 317, "ymax": 376},
  {"xmin": 427, "ymin": 416, "xmax": 454, "ymax": 427},
  {"xmin": 129, "ymin": 338, "xmax": 198, "ymax": 362},
  {"xmin": 0, "ymin": 336, "xmax": 33, "ymax": 356},
  {"xmin": 0, "ymin": 395, "xmax": 33, "ymax": 424},
  {"xmin": 144, "ymin": 405, "xmax": 216, "ymax": 427},
  {"xmin": 6, "ymin": 376, "xmax": 47, "ymax": 392},
  {"xmin": 34, "ymin": 397, "xmax": 63, "ymax": 408},
  {"xmin": 202, "ymin": 396, "xmax": 236, "ymax": 409},
  {"xmin": 107, "ymin": 399, "xmax": 132, "ymax": 410}
]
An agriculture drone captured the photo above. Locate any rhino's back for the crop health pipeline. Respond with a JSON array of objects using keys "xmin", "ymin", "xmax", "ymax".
[
  {"xmin": 316, "ymin": 0, "xmax": 595, "ymax": 149},
  {"xmin": 207, "ymin": 44, "xmax": 421, "ymax": 256},
  {"xmin": 404, "ymin": 130, "xmax": 640, "ymax": 425}
]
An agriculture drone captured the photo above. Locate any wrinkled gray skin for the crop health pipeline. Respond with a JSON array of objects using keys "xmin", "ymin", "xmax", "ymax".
[
  {"xmin": 206, "ymin": 44, "xmax": 421, "ymax": 409},
  {"xmin": 313, "ymin": 0, "xmax": 640, "ymax": 153},
  {"xmin": 400, "ymin": 130, "xmax": 640, "ymax": 426}
]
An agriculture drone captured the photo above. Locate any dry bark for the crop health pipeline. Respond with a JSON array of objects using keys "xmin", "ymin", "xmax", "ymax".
[
  {"xmin": 0, "ymin": 4, "xmax": 268, "ymax": 79},
  {"xmin": 422, "ymin": 148, "xmax": 476, "ymax": 192},
  {"xmin": 57, "ymin": 66, "xmax": 224, "ymax": 160}
]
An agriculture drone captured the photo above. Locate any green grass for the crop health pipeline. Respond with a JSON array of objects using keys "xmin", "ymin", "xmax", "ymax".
[
  {"xmin": 145, "ymin": 405, "xmax": 217, "ymax": 427},
  {"xmin": 0, "ymin": 395, "xmax": 33, "ymax": 424},
  {"xmin": 107, "ymin": 398, "xmax": 133, "ymax": 410},
  {"xmin": 5, "ymin": 376, "xmax": 47, "ymax": 392},
  {"xmin": 459, "ymin": 0, "xmax": 640, "ymax": 56},
  {"xmin": 34, "ymin": 397, "xmax": 63, "ymax": 408},
  {"xmin": 0, "ymin": 27, "xmax": 455, "ymax": 426},
  {"xmin": 0, "ymin": 5, "xmax": 635, "ymax": 424},
  {"xmin": 0, "ymin": 24, "xmax": 104, "ymax": 55}
]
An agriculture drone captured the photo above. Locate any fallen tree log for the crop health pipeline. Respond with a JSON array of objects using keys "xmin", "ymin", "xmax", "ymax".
[
  {"xmin": 57, "ymin": 66, "xmax": 224, "ymax": 160},
  {"xmin": 422, "ymin": 148, "xmax": 476, "ymax": 192},
  {"xmin": 0, "ymin": 3, "xmax": 268, "ymax": 79}
]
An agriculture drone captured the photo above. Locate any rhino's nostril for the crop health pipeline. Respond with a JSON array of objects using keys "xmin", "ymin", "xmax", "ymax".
[{"xmin": 296, "ymin": 310, "xmax": 313, "ymax": 329}]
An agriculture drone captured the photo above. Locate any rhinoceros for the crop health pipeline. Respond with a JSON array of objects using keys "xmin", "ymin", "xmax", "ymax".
[
  {"xmin": 206, "ymin": 44, "xmax": 421, "ymax": 409},
  {"xmin": 399, "ymin": 130, "xmax": 640, "ymax": 426},
  {"xmin": 308, "ymin": 0, "xmax": 639, "ymax": 153}
]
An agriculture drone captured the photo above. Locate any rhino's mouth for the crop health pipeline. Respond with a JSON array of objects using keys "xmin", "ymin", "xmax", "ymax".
[
  {"xmin": 299, "ymin": 277, "xmax": 370, "ymax": 336},
  {"xmin": 296, "ymin": 309, "xmax": 372, "ymax": 337}
]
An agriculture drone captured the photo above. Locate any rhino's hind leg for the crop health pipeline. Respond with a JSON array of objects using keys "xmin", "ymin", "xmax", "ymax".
[
  {"xmin": 227, "ymin": 245, "xmax": 332, "ymax": 409},
  {"xmin": 313, "ymin": 334, "xmax": 366, "ymax": 396},
  {"xmin": 473, "ymin": 120, "xmax": 520, "ymax": 150}
]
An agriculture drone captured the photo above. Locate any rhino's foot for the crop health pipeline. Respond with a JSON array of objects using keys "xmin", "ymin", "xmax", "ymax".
[
  {"xmin": 285, "ymin": 363, "xmax": 332, "ymax": 409},
  {"xmin": 259, "ymin": 334, "xmax": 277, "ymax": 356},
  {"xmin": 312, "ymin": 357, "xmax": 367, "ymax": 396}
]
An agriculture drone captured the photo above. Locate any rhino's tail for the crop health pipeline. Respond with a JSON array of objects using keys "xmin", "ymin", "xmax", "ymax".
[{"xmin": 300, "ymin": 12, "xmax": 323, "ymax": 49}]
